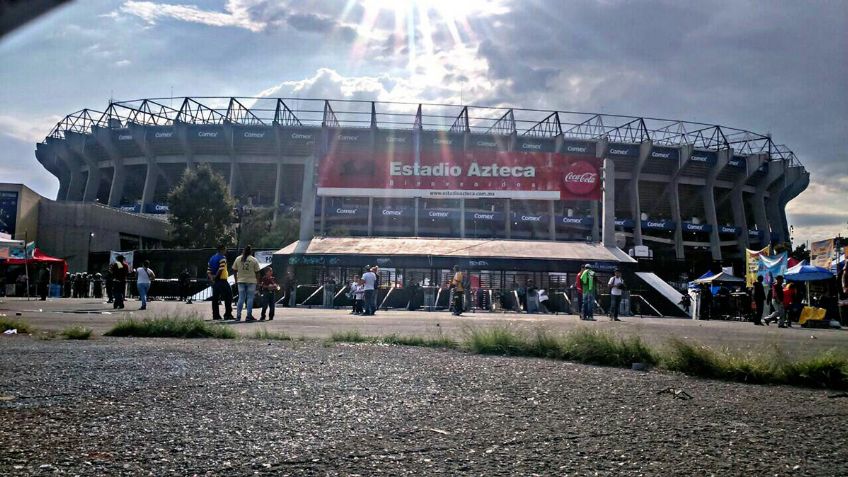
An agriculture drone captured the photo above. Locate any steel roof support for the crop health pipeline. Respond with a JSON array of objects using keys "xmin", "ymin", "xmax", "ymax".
[
  {"xmin": 485, "ymin": 109, "xmax": 515, "ymax": 136},
  {"xmin": 449, "ymin": 106, "xmax": 469, "ymax": 134},
  {"xmin": 226, "ymin": 98, "xmax": 265, "ymax": 125},
  {"xmin": 274, "ymin": 99, "xmax": 302, "ymax": 127},
  {"xmin": 322, "ymin": 100, "xmax": 339, "ymax": 128},
  {"xmin": 523, "ymin": 111, "xmax": 562, "ymax": 137}
]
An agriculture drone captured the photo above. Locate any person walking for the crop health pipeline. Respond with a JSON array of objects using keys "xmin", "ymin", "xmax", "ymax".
[
  {"xmin": 580, "ymin": 264, "xmax": 596, "ymax": 321},
  {"xmin": 763, "ymin": 275, "xmax": 786, "ymax": 327},
  {"xmin": 574, "ymin": 265, "xmax": 585, "ymax": 318},
  {"xmin": 258, "ymin": 266, "xmax": 280, "ymax": 321},
  {"xmin": 607, "ymin": 268, "xmax": 624, "ymax": 321},
  {"xmin": 362, "ymin": 266, "xmax": 377, "ymax": 316},
  {"xmin": 207, "ymin": 244, "xmax": 234, "ymax": 321},
  {"xmin": 110, "ymin": 255, "xmax": 129, "ymax": 309},
  {"xmin": 232, "ymin": 245, "xmax": 261, "ymax": 322},
  {"xmin": 751, "ymin": 275, "xmax": 766, "ymax": 326},
  {"xmin": 450, "ymin": 265, "xmax": 465, "ymax": 316},
  {"xmin": 135, "ymin": 260, "xmax": 155, "ymax": 310},
  {"xmin": 36, "ymin": 265, "xmax": 49, "ymax": 301}
]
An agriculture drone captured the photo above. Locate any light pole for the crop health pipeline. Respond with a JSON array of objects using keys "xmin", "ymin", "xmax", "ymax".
[{"xmin": 87, "ymin": 232, "xmax": 95, "ymax": 273}]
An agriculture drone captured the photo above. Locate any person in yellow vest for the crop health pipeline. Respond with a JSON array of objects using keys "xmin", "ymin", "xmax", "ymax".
[{"xmin": 450, "ymin": 265, "xmax": 464, "ymax": 316}]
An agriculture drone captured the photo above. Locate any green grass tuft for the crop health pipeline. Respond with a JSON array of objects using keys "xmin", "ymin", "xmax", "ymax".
[
  {"xmin": 250, "ymin": 328, "xmax": 292, "ymax": 341},
  {"xmin": 61, "ymin": 326, "xmax": 93, "ymax": 340},
  {"xmin": 0, "ymin": 317, "xmax": 34, "ymax": 334},
  {"xmin": 783, "ymin": 352, "xmax": 848, "ymax": 390},
  {"xmin": 381, "ymin": 334, "xmax": 459, "ymax": 349},
  {"xmin": 104, "ymin": 314, "xmax": 236, "ymax": 339},
  {"xmin": 329, "ymin": 329, "xmax": 374, "ymax": 343}
]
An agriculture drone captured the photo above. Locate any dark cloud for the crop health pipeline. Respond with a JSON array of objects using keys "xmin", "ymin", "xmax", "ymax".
[{"xmin": 785, "ymin": 213, "xmax": 846, "ymax": 228}]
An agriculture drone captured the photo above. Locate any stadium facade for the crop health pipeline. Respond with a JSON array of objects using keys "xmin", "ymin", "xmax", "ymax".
[{"xmin": 35, "ymin": 97, "xmax": 809, "ymax": 264}]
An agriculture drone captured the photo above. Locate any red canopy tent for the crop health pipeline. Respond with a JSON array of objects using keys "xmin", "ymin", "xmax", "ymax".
[{"xmin": 3, "ymin": 248, "xmax": 68, "ymax": 275}]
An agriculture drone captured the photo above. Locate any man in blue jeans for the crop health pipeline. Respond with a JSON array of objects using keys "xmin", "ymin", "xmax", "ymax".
[
  {"xmin": 207, "ymin": 244, "xmax": 233, "ymax": 320},
  {"xmin": 580, "ymin": 264, "xmax": 596, "ymax": 321},
  {"xmin": 362, "ymin": 266, "xmax": 377, "ymax": 316},
  {"xmin": 232, "ymin": 245, "xmax": 261, "ymax": 322},
  {"xmin": 135, "ymin": 260, "xmax": 155, "ymax": 310}
]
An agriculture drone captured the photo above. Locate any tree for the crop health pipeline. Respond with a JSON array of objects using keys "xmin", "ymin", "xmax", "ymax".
[
  {"xmin": 237, "ymin": 207, "xmax": 300, "ymax": 249},
  {"xmin": 167, "ymin": 165, "xmax": 235, "ymax": 248}
]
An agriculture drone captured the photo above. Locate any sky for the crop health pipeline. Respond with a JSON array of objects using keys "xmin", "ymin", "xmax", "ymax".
[{"xmin": 0, "ymin": 0, "xmax": 845, "ymax": 245}]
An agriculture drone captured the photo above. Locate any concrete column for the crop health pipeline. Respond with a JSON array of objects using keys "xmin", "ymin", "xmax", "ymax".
[
  {"xmin": 505, "ymin": 199, "xmax": 511, "ymax": 239},
  {"xmin": 319, "ymin": 196, "xmax": 326, "ymax": 236},
  {"xmin": 107, "ymin": 157, "xmax": 126, "ymax": 207},
  {"xmin": 298, "ymin": 156, "xmax": 316, "ymax": 241},
  {"xmin": 272, "ymin": 162, "xmax": 284, "ymax": 223},
  {"xmin": 632, "ymin": 141, "xmax": 652, "ymax": 245},
  {"xmin": 60, "ymin": 148, "xmax": 85, "ymax": 201},
  {"xmin": 56, "ymin": 169, "xmax": 70, "ymax": 202},
  {"xmin": 176, "ymin": 123, "xmax": 194, "ymax": 170},
  {"xmin": 764, "ymin": 160, "xmax": 787, "ymax": 244},
  {"xmin": 82, "ymin": 164, "xmax": 101, "ymax": 203},
  {"xmin": 140, "ymin": 159, "xmax": 159, "ymax": 207},
  {"xmin": 366, "ymin": 197, "xmax": 374, "ymax": 236},
  {"xmin": 730, "ymin": 188, "xmax": 749, "ymax": 254},
  {"xmin": 414, "ymin": 197, "xmax": 419, "ymax": 236},
  {"xmin": 754, "ymin": 157, "xmax": 784, "ymax": 245},
  {"xmin": 548, "ymin": 200, "xmax": 556, "ymax": 241},
  {"xmin": 459, "ymin": 198, "xmax": 466, "ymax": 238},
  {"xmin": 702, "ymin": 148, "xmax": 729, "ymax": 261},
  {"xmin": 602, "ymin": 158, "xmax": 616, "ymax": 247},
  {"xmin": 668, "ymin": 145, "xmax": 690, "ymax": 259},
  {"xmin": 229, "ymin": 159, "xmax": 238, "ymax": 196},
  {"xmin": 778, "ymin": 166, "xmax": 809, "ymax": 248}
]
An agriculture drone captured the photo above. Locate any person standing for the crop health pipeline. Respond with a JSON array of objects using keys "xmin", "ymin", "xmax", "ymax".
[
  {"xmin": 450, "ymin": 265, "xmax": 464, "ymax": 316},
  {"xmin": 362, "ymin": 266, "xmax": 377, "ymax": 316},
  {"xmin": 371, "ymin": 266, "xmax": 381, "ymax": 313},
  {"xmin": 93, "ymin": 273, "xmax": 103, "ymax": 299},
  {"xmin": 178, "ymin": 268, "xmax": 191, "ymax": 303},
  {"xmin": 110, "ymin": 255, "xmax": 129, "ymax": 309},
  {"xmin": 607, "ymin": 268, "xmax": 624, "ymax": 321},
  {"xmin": 207, "ymin": 244, "xmax": 233, "ymax": 321},
  {"xmin": 232, "ymin": 245, "xmax": 261, "ymax": 322},
  {"xmin": 348, "ymin": 275, "xmax": 360, "ymax": 314},
  {"xmin": 699, "ymin": 283, "xmax": 713, "ymax": 320},
  {"xmin": 751, "ymin": 275, "xmax": 766, "ymax": 326},
  {"xmin": 258, "ymin": 266, "xmax": 280, "ymax": 321},
  {"xmin": 763, "ymin": 275, "xmax": 786, "ymax": 327},
  {"xmin": 580, "ymin": 264, "xmax": 596, "ymax": 321},
  {"xmin": 574, "ymin": 265, "xmax": 585, "ymax": 318},
  {"xmin": 353, "ymin": 278, "xmax": 365, "ymax": 315},
  {"xmin": 135, "ymin": 260, "xmax": 155, "ymax": 310},
  {"xmin": 36, "ymin": 265, "xmax": 50, "ymax": 301},
  {"xmin": 323, "ymin": 275, "xmax": 337, "ymax": 309},
  {"xmin": 103, "ymin": 268, "xmax": 113, "ymax": 303}
]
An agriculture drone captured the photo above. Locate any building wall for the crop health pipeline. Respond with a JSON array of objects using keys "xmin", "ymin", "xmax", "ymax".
[
  {"xmin": 37, "ymin": 200, "xmax": 170, "ymax": 272},
  {"xmin": 0, "ymin": 183, "xmax": 40, "ymax": 242}
]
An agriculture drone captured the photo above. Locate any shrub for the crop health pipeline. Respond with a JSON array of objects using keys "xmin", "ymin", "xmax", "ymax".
[
  {"xmin": 61, "ymin": 326, "xmax": 93, "ymax": 340},
  {"xmin": 0, "ymin": 317, "xmax": 34, "ymax": 334},
  {"xmin": 104, "ymin": 315, "xmax": 236, "ymax": 339}
]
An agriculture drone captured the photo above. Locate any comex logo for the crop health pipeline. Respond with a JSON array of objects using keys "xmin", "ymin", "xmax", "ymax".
[
  {"xmin": 382, "ymin": 209, "xmax": 402, "ymax": 216},
  {"xmin": 521, "ymin": 143, "xmax": 542, "ymax": 150},
  {"xmin": 473, "ymin": 213, "xmax": 495, "ymax": 220},
  {"xmin": 521, "ymin": 215, "xmax": 542, "ymax": 221},
  {"xmin": 154, "ymin": 132, "xmax": 173, "ymax": 138},
  {"xmin": 117, "ymin": 135, "xmax": 132, "ymax": 141},
  {"xmin": 566, "ymin": 145, "xmax": 588, "ymax": 153},
  {"xmin": 243, "ymin": 132, "xmax": 265, "ymax": 138},
  {"xmin": 428, "ymin": 211, "xmax": 449, "ymax": 217},
  {"xmin": 198, "ymin": 131, "xmax": 218, "ymax": 138},
  {"xmin": 651, "ymin": 151, "xmax": 672, "ymax": 159},
  {"xmin": 336, "ymin": 208, "xmax": 357, "ymax": 215}
]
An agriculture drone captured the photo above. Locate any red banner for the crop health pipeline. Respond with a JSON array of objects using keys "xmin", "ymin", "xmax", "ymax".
[{"xmin": 317, "ymin": 151, "xmax": 601, "ymax": 200}]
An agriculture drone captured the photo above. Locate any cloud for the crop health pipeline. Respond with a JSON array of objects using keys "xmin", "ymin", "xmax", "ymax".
[
  {"xmin": 121, "ymin": 0, "xmax": 265, "ymax": 32},
  {"xmin": 0, "ymin": 115, "xmax": 62, "ymax": 143}
]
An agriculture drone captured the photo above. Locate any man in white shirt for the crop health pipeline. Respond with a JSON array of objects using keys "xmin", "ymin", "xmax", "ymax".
[
  {"xmin": 362, "ymin": 266, "xmax": 377, "ymax": 316},
  {"xmin": 608, "ymin": 268, "xmax": 624, "ymax": 321}
]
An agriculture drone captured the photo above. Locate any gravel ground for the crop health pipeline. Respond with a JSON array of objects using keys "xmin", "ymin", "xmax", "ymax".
[{"xmin": 1, "ymin": 337, "xmax": 846, "ymax": 476}]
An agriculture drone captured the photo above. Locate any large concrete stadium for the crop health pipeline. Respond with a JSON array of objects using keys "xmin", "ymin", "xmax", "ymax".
[{"xmin": 35, "ymin": 97, "xmax": 808, "ymax": 267}]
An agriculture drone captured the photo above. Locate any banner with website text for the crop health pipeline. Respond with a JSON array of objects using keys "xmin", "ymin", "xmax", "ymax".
[{"xmin": 317, "ymin": 151, "xmax": 602, "ymax": 200}]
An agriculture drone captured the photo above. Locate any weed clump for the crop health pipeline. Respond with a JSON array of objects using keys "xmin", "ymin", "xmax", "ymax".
[
  {"xmin": 61, "ymin": 326, "xmax": 93, "ymax": 340},
  {"xmin": 105, "ymin": 315, "xmax": 236, "ymax": 339},
  {"xmin": 0, "ymin": 317, "xmax": 34, "ymax": 334}
]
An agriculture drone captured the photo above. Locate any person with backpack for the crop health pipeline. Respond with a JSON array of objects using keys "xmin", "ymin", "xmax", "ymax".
[
  {"xmin": 135, "ymin": 260, "xmax": 155, "ymax": 310},
  {"xmin": 580, "ymin": 264, "xmax": 596, "ymax": 321}
]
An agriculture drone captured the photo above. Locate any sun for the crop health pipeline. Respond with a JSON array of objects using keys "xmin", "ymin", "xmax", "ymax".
[{"xmin": 346, "ymin": 0, "xmax": 506, "ymax": 67}]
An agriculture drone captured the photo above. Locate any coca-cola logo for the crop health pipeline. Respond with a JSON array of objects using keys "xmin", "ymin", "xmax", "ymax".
[{"xmin": 563, "ymin": 161, "xmax": 598, "ymax": 195}]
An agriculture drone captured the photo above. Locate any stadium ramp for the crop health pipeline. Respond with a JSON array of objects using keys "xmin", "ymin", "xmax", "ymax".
[{"xmin": 633, "ymin": 272, "xmax": 690, "ymax": 318}]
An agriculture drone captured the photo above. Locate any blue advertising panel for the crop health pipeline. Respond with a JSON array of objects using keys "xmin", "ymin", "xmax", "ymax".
[
  {"xmin": 689, "ymin": 150, "xmax": 717, "ymax": 165},
  {"xmin": 682, "ymin": 222, "xmax": 712, "ymax": 233},
  {"xmin": 468, "ymin": 134, "xmax": 509, "ymax": 151},
  {"xmin": 515, "ymin": 136, "xmax": 555, "ymax": 153},
  {"xmin": 328, "ymin": 128, "xmax": 371, "ymax": 149},
  {"xmin": 111, "ymin": 128, "xmax": 134, "ymax": 143},
  {"xmin": 557, "ymin": 216, "xmax": 594, "ymax": 227},
  {"xmin": 329, "ymin": 205, "xmax": 367, "ymax": 217},
  {"xmin": 466, "ymin": 211, "xmax": 504, "ymax": 222},
  {"xmin": 420, "ymin": 131, "xmax": 464, "ymax": 151},
  {"xmin": 614, "ymin": 218, "xmax": 635, "ymax": 229},
  {"xmin": 728, "ymin": 156, "xmax": 746, "ymax": 168},
  {"xmin": 147, "ymin": 126, "xmax": 178, "ymax": 145},
  {"xmin": 279, "ymin": 128, "xmax": 317, "ymax": 148},
  {"xmin": 376, "ymin": 130, "xmax": 414, "ymax": 151},
  {"xmin": 375, "ymin": 207, "xmax": 409, "ymax": 218},
  {"xmin": 421, "ymin": 209, "xmax": 459, "ymax": 220},
  {"xmin": 514, "ymin": 213, "xmax": 548, "ymax": 224},
  {"xmin": 233, "ymin": 126, "xmax": 275, "ymax": 148},
  {"xmin": 118, "ymin": 204, "xmax": 141, "ymax": 214},
  {"xmin": 606, "ymin": 143, "xmax": 640, "ymax": 158},
  {"xmin": 649, "ymin": 147, "xmax": 680, "ymax": 161},
  {"xmin": 144, "ymin": 203, "xmax": 170, "ymax": 214},
  {"xmin": 719, "ymin": 225, "xmax": 740, "ymax": 235},
  {"xmin": 561, "ymin": 140, "xmax": 597, "ymax": 156},
  {"xmin": 0, "ymin": 191, "xmax": 19, "ymax": 236},
  {"xmin": 748, "ymin": 229, "xmax": 763, "ymax": 240},
  {"xmin": 641, "ymin": 219, "xmax": 676, "ymax": 231}
]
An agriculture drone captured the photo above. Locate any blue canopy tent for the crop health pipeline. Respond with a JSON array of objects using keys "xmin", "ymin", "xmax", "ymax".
[{"xmin": 784, "ymin": 261, "xmax": 835, "ymax": 303}]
